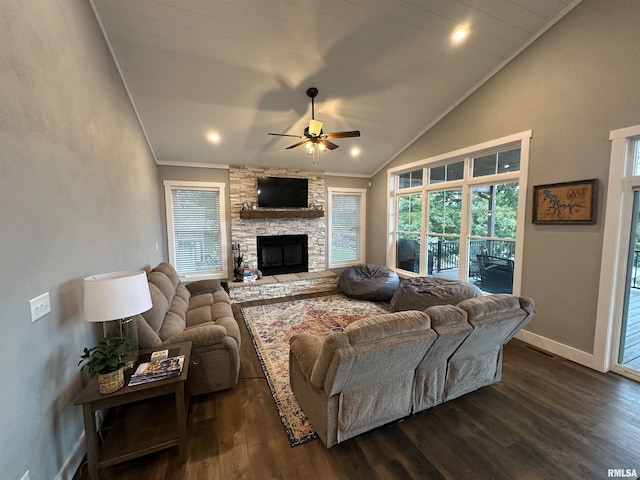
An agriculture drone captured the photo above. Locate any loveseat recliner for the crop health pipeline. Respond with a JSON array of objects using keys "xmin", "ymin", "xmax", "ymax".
[
  {"xmin": 135, "ymin": 262, "xmax": 241, "ymax": 396},
  {"xmin": 289, "ymin": 294, "xmax": 535, "ymax": 447}
]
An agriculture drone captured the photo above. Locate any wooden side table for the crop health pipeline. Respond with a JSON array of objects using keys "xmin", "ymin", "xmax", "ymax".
[{"xmin": 75, "ymin": 341, "xmax": 192, "ymax": 480}]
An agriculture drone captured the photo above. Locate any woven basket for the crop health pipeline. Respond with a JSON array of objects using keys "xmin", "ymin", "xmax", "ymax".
[{"xmin": 98, "ymin": 368, "xmax": 124, "ymax": 394}]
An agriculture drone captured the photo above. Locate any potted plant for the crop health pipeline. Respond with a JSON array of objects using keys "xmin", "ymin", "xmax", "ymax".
[{"xmin": 79, "ymin": 333, "xmax": 129, "ymax": 394}]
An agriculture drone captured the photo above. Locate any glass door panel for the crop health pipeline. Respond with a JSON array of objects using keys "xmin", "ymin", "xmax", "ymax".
[
  {"xmin": 426, "ymin": 189, "xmax": 462, "ymax": 278},
  {"xmin": 619, "ymin": 190, "xmax": 640, "ymax": 371},
  {"xmin": 469, "ymin": 182, "xmax": 518, "ymax": 293},
  {"xmin": 396, "ymin": 193, "xmax": 422, "ymax": 273}
]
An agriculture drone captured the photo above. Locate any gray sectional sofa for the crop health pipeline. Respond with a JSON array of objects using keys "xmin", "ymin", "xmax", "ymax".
[
  {"xmin": 289, "ymin": 294, "xmax": 535, "ymax": 447},
  {"xmin": 135, "ymin": 262, "xmax": 241, "ymax": 396}
]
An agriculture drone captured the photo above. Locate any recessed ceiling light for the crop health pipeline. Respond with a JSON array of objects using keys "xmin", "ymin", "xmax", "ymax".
[
  {"xmin": 207, "ymin": 132, "xmax": 220, "ymax": 143},
  {"xmin": 451, "ymin": 25, "xmax": 469, "ymax": 44},
  {"xmin": 350, "ymin": 147, "xmax": 360, "ymax": 157}
]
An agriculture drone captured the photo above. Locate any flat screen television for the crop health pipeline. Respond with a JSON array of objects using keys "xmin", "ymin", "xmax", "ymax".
[{"xmin": 257, "ymin": 177, "xmax": 308, "ymax": 208}]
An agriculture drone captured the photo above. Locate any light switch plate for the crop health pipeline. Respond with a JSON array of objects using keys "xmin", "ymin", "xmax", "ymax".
[{"xmin": 29, "ymin": 292, "xmax": 51, "ymax": 322}]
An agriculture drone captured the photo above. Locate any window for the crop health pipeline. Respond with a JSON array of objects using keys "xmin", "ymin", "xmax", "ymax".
[
  {"xmin": 429, "ymin": 161, "xmax": 464, "ymax": 184},
  {"xmin": 328, "ymin": 188, "xmax": 366, "ymax": 267},
  {"xmin": 396, "ymin": 193, "xmax": 423, "ymax": 273},
  {"xmin": 398, "ymin": 169, "xmax": 423, "ymax": 188},
  {"xmin": 164, "ymin": 181, "xmax": 228, "ymax": 280},
  {"xmin": 388, "ymin": 131, "xmax": 531, "ymax": 295}
]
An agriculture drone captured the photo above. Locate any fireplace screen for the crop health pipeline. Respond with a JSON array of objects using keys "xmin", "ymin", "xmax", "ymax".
[{"xmin": 257, "ymin": 235, "xmax": 308, "ymax": 276}]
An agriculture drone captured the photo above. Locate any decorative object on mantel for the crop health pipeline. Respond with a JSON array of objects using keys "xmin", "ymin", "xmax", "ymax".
[
  {"xmin": 241, "ymin": 201, "xmax": 249, "ymax": 211},
  {"xmin": 532, "ymin": 179, "xmax": 597, "ymax": 224},
  {"xmin": 83, "ymin": 270, "xmax": 152, "ymax": 370}
]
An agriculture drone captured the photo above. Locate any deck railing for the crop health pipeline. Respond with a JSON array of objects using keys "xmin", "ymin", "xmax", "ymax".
[
  {"xmin": 632, "ymin": 250, "xmax": 640, "ymax": 289},
  {"xmin": 427, "ymin": 239, "xmax": 515, "ymax": 273}
]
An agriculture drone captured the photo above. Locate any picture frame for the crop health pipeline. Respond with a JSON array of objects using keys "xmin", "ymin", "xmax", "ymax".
[{"xmin": 532, "ymin": 179, "xmax": 597, "ymax": 224}]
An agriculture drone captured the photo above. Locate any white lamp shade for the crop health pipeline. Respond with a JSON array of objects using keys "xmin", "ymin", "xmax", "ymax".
[{"xmin": 84, "ymin": 270, "xmax": 152, "ymax": 322}]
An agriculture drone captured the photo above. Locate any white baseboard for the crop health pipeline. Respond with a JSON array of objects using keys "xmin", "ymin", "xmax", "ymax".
[
  {"xmin": 515, "ymin": 329, "xmax": 598, "ymax": 370},
  {"xmin": 55, "ymin": 432, "xmax": 86, "ymax": 480},
  {"xmin": 56, "ymin": 409, "xmax": 103, "ymax": 480}
]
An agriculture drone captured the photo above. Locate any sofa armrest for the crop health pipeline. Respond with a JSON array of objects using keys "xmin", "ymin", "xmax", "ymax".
[
  {"xmin": 186, "ymin": 279, "xmax": 222, "ymax": 296},
  {"xmin": 290, "ymin": 334, "xmax": 323, "ymax": 379},
  {"xmin": 164, "ymin": 324, "xmax": 227, "ymax": 347}
]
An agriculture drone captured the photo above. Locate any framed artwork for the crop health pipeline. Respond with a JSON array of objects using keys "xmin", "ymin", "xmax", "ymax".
[{"xmin": 532, "ymin": 179, "xmax": 597, "ymax": 224}]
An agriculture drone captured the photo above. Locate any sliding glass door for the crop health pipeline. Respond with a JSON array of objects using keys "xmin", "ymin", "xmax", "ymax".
[{"xmin": 618, "ymin": 189, "xmax": 640, "ymax": 373}]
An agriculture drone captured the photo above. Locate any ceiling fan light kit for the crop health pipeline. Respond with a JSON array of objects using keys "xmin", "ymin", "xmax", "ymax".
[{"xmin": 267, "ymin": 87, "xmax": 360, "ymax": 162}]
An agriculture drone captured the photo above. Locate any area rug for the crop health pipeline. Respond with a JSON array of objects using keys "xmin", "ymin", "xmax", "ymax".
[{"xmin": 241, "ymin": 294, "xmax": 388, "ymax": 446}]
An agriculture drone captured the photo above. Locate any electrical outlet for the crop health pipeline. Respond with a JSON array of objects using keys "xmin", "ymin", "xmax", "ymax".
[
  {"xmin": 20, "ymin": 470, "xmax": 30, "ymax": 480},
  {"xmin": 29, "ymin": 292, "xmax": 51, "ymax": 322}
]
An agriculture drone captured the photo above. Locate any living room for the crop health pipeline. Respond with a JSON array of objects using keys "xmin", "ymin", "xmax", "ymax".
[{"xmin": 3, "ymin": 1, "xmax": 640, "ymax": 479}]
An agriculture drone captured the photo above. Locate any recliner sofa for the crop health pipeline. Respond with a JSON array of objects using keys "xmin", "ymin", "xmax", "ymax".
[
  {"xmin": 289, "ymin": 294, "xmax": 535, "ymax": 447},
  {"xmin": 135, "ymin": 262, "xmax": 241, "ymax": 395}
]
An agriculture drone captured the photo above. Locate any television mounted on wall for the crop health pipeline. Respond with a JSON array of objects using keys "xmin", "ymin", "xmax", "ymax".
[{"xmin": 257, "ymin": 177, "xmax": 308, "ymax": 208}]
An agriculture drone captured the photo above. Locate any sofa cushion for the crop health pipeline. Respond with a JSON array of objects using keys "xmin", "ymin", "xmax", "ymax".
[
  {"xmin": 309, "ymin": 332, "xmax": 350, "ymax": 389},
  {"xmin": 175, "ymin": 284, "xmax": 191, "ymax": 304},
  {"xmin": 169, "ymin": 290, "xmax": 189, "ymax": 321},
  {"xmin": 135, "ymin": 314, "xmax": 163, "ymax": 348},
  {"xmin": 148, "ymin": 270, "xmax": 177, "ymax": 305},
  {"xmin": 143, "ymin": 282, "xmax": 169, "ymax": 333},
  {"xmin": 158, "ymin": 311, "xmax": 186, "ymax": 341},
  {"xmin": 424, "ymin": 304, "xmax": 468, "ymax": 329},
  {"xmin": 345, "ymin": 311, "xmax": 431, "ymax": 344},
  {"xmin": 188, "ymin": 292, "xmax": 214, "ymax": 310},
  {"xmin": 152, "ymin": 262, "xmax": 180, "ymax": 288}
]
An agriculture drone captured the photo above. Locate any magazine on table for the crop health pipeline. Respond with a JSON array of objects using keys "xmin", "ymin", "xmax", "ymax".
[{"xmin": 128, "ymin": 354, "xmax": 185, "ymax": 386}]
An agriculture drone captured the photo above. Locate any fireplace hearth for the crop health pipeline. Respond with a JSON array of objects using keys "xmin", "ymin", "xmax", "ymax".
[{"xmin": 257, "ymin": 235, "xmax": 308, "ymax": 276}]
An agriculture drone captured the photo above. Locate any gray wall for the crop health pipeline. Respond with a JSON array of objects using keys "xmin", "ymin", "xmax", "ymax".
[
  {"xmin": 0, "ymin": 1, "xmax": 162, "ymax": 479},
  {"xmin": 370, "ymin": 0, "xmax": 640, "ymax": 354}
]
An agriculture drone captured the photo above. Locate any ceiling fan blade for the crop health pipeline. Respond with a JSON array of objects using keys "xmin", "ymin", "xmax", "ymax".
[
  {"xmin": 268, "ymin": 133, "xmax": 304, "ymax": 138},
  {"xmin": 324, "ymin": 130, "xmax": 361, "ymax": 139},
  {"xmin": 322, "ymin": 140, "xmax": 339, "ymax": 150},
  {"xmin": 285, "ymin": 140, "xmax": 308, "ymax": 150}
]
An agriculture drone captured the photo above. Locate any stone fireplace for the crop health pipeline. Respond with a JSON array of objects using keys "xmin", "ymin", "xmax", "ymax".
[
  {"xmin": 257, "ymin": 234, "xmax": 308, "ymax": 276},
  {"xmin": 229, "ymin": 167, "xmax": 326, "ymax": 274}
]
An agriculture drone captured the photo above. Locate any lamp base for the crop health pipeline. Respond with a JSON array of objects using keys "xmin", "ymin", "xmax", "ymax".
[{"xmin": 103, "ymin": 317, "xmax": 139, "ymax": 370}]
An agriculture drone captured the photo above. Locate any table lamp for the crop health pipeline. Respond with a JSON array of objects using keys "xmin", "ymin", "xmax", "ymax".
[{"xmin": 84, "ymin": 270, "xmax": 152, "ymax": 369}]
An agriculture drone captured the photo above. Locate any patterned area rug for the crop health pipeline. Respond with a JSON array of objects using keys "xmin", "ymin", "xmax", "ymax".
[{"xmin": 241, "ymin": 294, "xmax": 388, "ymax": 447}]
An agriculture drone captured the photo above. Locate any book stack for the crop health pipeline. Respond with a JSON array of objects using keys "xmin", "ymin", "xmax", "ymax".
[
  {"xmin": 128, "ymin": 354, "xmax": 185, "ymax": 387},
  {"xmin": 243, "ymin": 267, "xmax": 256, "ymax": 282}
]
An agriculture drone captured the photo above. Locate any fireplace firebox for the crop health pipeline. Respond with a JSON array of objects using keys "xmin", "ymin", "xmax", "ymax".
[{"xmin": 257, "ymin": 235, "xmax": 308, "ymax": 276}]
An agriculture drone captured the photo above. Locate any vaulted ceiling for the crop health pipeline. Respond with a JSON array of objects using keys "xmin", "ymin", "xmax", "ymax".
[{"xmin": 91, "ymin": 0, "xmax": 578, "ymax": 176}]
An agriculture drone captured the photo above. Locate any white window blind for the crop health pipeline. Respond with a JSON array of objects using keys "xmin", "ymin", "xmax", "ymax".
[
  {"xmin": 164, "ymin": 181, "xmax": 228, "ymax": 279},
  {"xmin": 328, "ymin": 188, "xmax": 366, "ymax": 267}
]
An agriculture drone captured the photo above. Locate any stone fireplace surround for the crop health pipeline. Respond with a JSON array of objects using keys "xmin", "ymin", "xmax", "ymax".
[
  {"xmin": 229, "ymin": 166, "xmax": 327, "ymax": 275},
  {"xmin": 227, "ymin": 167, "xmax": 335, "ymax": 302}
]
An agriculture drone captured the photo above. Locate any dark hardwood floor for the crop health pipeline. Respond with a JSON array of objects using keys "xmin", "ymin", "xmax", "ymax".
[{"xmin": 76, "ymin": 292, "xmax": 640, "ymax": 479}]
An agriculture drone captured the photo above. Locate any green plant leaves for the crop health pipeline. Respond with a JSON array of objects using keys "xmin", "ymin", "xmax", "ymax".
[{"xmin": 78, "ymin": 332, "xmax": 129, "ymax": 375}]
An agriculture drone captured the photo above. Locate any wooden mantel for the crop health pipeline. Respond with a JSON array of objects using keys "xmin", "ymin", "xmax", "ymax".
[{"xmin": 239, "ymin": 209, "xmax": 324, "ymax": 219}]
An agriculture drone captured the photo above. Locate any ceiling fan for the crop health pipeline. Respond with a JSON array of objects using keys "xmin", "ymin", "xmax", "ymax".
[{"xmin": 268, "ymin": 87, "xmax": 360, "ymax": 153}]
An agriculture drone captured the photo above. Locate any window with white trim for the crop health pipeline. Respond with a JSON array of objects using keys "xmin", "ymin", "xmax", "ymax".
[
  {"xmin": 163, "ymin": 180, "xmax": 228, "ymax": 280},
  {"xmin": 328, "ymin": 187, "xmax": 367, "ymax": 268},
  {"xmin": 388, "ymin": 132, "xmax": 531, "ymax": 295}
]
